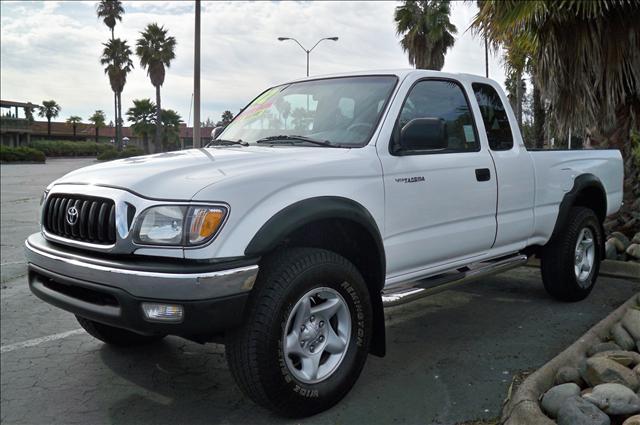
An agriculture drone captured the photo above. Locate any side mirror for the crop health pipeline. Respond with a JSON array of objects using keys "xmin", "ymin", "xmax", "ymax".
[
  {"xmin": 211, "ymin": 126, "xmax": 225, "ymax": 140},
  {"xmin": 397, "ymin": 118, "xmax": 447, "ymax": 152}
]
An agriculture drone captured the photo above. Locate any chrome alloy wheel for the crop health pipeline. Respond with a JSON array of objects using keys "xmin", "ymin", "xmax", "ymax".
[
  {"xmin": 282, "ymin": 287, "xmax": 351, "ymax": 384},
  {"xmin": 574, "ymin": 228, "xmax": 596, "ymax": 286}
]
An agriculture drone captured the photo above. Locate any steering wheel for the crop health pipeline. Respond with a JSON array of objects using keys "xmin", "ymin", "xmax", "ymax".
[{"xmin": 346, "ymin": 122, "xmax": 373, "ymax": 134}]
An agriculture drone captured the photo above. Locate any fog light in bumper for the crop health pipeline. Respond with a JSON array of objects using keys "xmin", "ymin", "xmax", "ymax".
[{"xmin": 141, "ymin": 303, "xmax": 184, "ymax": 323}]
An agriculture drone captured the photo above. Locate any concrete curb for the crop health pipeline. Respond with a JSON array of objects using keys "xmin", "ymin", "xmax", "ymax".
[
  {"xmin": 527, "ymin": 258, "xmax": 640, "ymax": 282},
  {"xmin": 501, "ymin": 293, "xmax": 640, "ymax": 425}
]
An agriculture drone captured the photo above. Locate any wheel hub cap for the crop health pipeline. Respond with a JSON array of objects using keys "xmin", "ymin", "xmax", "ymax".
[
  {"xmin": 574, "ymin": 228, "xmax": 595, "ymax": 286},
  {"xmin": 283, "ymin": 287, "xmax": 351, "ymax": 384}
]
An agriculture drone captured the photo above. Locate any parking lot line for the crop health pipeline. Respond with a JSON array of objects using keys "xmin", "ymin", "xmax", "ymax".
[{"xmin": 1, "ymin": 328, "xmax": 84, "ymax": 354}]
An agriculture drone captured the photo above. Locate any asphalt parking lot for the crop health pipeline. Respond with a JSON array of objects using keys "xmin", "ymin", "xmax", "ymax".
[{"xmin": 1, "ymin": 158, "xmax": 638, "ymax": 425}]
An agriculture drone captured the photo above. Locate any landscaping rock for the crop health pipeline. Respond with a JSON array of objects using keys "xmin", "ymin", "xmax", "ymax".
[
  {"xmin": 622, "ymin": 308, "xmax": 640, "ymax": 341},
  {"xmin": 612, "ymin": 322, "xmax": 637, "ymax": 351},
  {"xmin": 605, "ymin": 240, "xmax": 618, "ymax": 260},
  {"xmin": 583, "ymin": 383, "xmax": 640, "ymax": 415},
  {"xmin": 623, "ymin": 415, "xmax": 640, "ymax": 425},
  {"xmin": 582, "ymin": 357, "xmax": 640, "ymax": 390},
  {"xmin": 541, "ymin": 383, "xmax": 581, "ymax": 418},
  {"xmin": 628, "ymin": 244, "xmax": 640, "ymax": 260},
  {"xmin": 609, "ymin": 237, "xmax": 626, "ymax": 253},
  {"xmin": 557, "ymin": 396, "xmax": 610, "ymax": 425},
  {"xmin": 612, "ymin": 232, "xmax": 632, "ymax": 251},
  {"xmin": 633, "ymin": 232, "xmax": 640, "ymax": 244},
  {"xmin": 588, "ymin": 341, "xmax": 623, "ymax": 356},
  {"xmin": 555, "ymin": 366, "xmax": 585, "ymax": 386},
  {"xmin": 592, "ymin": 350, "xmax": 640, "ymax": 367}
]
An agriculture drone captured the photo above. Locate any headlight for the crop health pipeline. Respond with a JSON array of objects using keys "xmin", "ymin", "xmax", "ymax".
[{"xmin": 133, "ymin": 205, "xmax": 227, "ymax": 246}]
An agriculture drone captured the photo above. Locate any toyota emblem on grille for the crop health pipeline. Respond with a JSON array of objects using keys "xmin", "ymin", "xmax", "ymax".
[{"xmin": 66, "ymin": 206, "xmax": 79, "ymax": 226}]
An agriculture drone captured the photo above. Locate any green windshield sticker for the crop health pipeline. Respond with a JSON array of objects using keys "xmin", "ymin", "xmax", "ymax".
[{"xmin": 463, "ymin": 125, "xmax": 475, "ymax": 143}]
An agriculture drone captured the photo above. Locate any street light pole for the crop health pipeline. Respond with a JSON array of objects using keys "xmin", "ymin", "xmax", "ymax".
[
  {"xmin": 193, "ymin": 0, "xmax": 201, "ymax": 148},
  {"xmin": 277, "ymin": 36, "xmax": 339, "ymax": 77}
]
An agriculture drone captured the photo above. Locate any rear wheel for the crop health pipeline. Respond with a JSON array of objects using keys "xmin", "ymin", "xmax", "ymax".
[
  {"xmin": 225, "ymin": 247, "xmax": 373, "ymax": 417},
  {"xmin": 540, "ymin": 207, "xmax": 603, "ymax": 302},
  {"xmin": 76, "ymin": 316, "xmax": 165, "ymax": 346}
]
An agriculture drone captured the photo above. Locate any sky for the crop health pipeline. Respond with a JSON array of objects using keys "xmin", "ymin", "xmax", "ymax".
[{"xmin": 0, "ymin": 0, "xmax": 506, "ymax": 126}]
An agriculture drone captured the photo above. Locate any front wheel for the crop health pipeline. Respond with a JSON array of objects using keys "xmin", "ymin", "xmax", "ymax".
[
  {"xmin": 225, "ymin": 248, "xmax": 373, "ymax": 417},
  {"xmin": 540, "ymin": 207, "xmax": 603, "ymax": 302}
]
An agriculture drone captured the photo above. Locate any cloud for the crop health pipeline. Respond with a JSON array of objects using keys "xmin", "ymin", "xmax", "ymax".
[{"xmin": 0, "ymin": 1, "xmax": 505, "ymax": 125}]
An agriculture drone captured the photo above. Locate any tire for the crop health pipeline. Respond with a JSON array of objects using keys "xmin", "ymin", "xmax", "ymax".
[
  {"xmin": 225, "ymin": 247, "xmax": 373, "ymax": 418},
  {"xmin": 76, "ymin": 316, "xmax": 165, "ymax": 346},
  {"xmin": 540, "ymin": 207, "xmax": 603, "ymax": 302}
]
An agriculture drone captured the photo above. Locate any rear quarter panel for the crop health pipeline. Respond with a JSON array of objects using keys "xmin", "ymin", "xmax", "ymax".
[{"xmin": 527, "ymin": 149, "xmax": 623, "ymax": 246}]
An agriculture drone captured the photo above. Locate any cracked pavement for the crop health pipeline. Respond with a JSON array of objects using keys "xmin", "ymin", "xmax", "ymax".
[{"xmin": 1, "ymin": 158, "xmax": 638, "ymax": 424}]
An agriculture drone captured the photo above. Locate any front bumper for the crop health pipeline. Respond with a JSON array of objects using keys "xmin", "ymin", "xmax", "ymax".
[{"xmin": 25, "ymin": 233, "xmax": 259, "ymax": 338}]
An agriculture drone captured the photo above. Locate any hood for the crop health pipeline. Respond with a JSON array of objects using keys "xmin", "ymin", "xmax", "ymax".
[{"xmin": 54, "ymin": 147, "xmax": 351, "ymax": 199}]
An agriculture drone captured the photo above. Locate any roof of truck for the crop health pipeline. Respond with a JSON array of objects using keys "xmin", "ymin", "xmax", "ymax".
[{"xmin": 286, "ymin": 69, "xmax": 497, "ymax": 86}]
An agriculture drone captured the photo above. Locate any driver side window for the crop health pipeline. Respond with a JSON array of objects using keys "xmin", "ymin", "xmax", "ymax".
[{"xmin": 395, "ymin": 80, "xmax": 478, "ymax": 154}]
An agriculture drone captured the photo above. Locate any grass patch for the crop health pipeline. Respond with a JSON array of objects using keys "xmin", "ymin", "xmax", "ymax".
[{"xmin": 0, "ymin": 145, "xmax": 46, "ymax": 163}]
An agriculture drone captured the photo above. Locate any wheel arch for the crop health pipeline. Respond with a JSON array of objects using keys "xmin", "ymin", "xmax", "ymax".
[
  {"xmin": 549, "ymin": 173, "xmax": 607, "ymax": 246},
  {"xmin": 245, "ymin": 196, "xmax": 387, "ymax": 357}
]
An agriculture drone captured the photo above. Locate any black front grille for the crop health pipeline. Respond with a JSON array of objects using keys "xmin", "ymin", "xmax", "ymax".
[{"xmin": 43, "ymin": 194, "xmax": 116, "ymax": 244}]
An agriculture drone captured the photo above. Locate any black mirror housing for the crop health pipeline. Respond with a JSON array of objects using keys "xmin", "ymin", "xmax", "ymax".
[{"xmin": 398, "ymin": 118, "xmax": 447, "ymax": 152}]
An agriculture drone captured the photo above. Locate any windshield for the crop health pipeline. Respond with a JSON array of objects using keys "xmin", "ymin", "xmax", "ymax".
[{"xmin": 219, "ymin": 76, "xmax": 398, "ymax": 147}]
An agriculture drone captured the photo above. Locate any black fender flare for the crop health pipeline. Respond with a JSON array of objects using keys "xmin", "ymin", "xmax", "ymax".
[
  {"xmin": 244, "ymin": 196, "xmax": 388, "ymax": 356},
  {"xmin": 549, "ymin": 173, "xmax": 607, "ymax": 246}
]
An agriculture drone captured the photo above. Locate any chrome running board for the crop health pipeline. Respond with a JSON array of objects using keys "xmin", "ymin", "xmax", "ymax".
[{"xmin": 382, "ymin": 254, "xmax": 528, "ymax": 308}]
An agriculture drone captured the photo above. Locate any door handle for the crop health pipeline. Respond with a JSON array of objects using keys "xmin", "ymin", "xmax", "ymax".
[{"xmin": 475, "ymin": 168, "xmax": 491, "ymax": 182}]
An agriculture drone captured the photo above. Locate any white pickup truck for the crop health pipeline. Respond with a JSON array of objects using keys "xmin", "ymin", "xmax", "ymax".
[{"xmin": 25, "ymin": 70, "xmax": 623, "ymax": 417}]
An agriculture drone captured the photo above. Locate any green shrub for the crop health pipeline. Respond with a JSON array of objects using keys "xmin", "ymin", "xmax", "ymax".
[
  {"xmin": 0, "ymin": 145, "xmax": 46, "ymax": 163},
  {"xmin": 97, "ymin": 146, "xmax": 145, "ymax": 161},
  {"xmin": 29, "ymin": 140, "xmax": 112, "ymax": 157}
]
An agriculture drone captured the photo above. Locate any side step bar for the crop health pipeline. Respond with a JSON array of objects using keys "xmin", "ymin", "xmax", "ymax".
[{"xmin": 382, "ymin": 254, "xmax": 528, "ymax": 308}]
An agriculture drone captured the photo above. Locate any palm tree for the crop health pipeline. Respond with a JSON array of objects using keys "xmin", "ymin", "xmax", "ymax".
[
  {"xmin": 101, "ymin": 38, "xmax": 134, "ymax": 152},
  {"xmin": 127, "ymin": 99, "xmax": 156, "ymax": 154},
  {"xmin": 394, "ymin": 0, "xmax": 457, "ymax": 70},
  {"xmin": 136, "ymin": 23, "xmax": 177, "ymax": 153},
  {"xmin": 471, "ymin": 0, "xmax": 640, "ymax": 234},
  {"xmin": 96, "ymin": 0, "xmax": 124, "ymax": 39},
  {"xmin": 96, "ymin": 0, "xmax": 124, "ymax": 151},
  {"xmin": 219, "ymin": 110, "xmax": 234, "ymax": 126},
  {"xmin": 66, "ymin": 116, "xmax": 83, "ymax": 140},
  {"xmin": 38, "ymin": 100, "xmax": 61, "ymax": 137},
  {"xmin": 88, "ymin": 110, "xmax": 106, "ymax": 143},
  {"xmin": 159, "ymin": 109, "xmax": 182, "ymax": 151}
]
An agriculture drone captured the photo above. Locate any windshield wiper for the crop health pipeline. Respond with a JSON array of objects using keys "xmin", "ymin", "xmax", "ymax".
[
  {"xmin": 255, "ymin": 135, "xmax": 342, "ymax": 148},
  {"xmin": 207, "ymin": 139, "xmax": 248, "ymax": 147}
]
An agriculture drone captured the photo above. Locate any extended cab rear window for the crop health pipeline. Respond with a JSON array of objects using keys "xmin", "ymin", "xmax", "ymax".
[{"xmin": 472, "ymin": 83, "xmax": 514, "ymax": 151}]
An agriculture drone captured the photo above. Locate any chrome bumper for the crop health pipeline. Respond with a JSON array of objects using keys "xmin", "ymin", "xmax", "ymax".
[{"xmin": 24, "ymin": 233, "xmax": 258, "ymax": 301}]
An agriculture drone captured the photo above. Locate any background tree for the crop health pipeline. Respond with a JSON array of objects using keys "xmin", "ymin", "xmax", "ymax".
[
  {"xmin": 136, "ymin": 23, "xmax": 177, "ymax": 153},
  {"xmin": 23, "ymin": 103, "xmax": 35, "ymax": 124},
  {"xmin": 217, "ymin": 110, "xmax": 234, "ymax": 126},
  {"xmin": 38, "ymin": 100, "xmax": 61, "ymax": 137},
  {"xmin": 101, "ymin": 38, "xmax": 133, "ymax": 152},
  {"xmin": 66, "ymin": 116, "xmax": 83, "ymax": 140},
  {"xmin": 159, "ymin": 109, "xmax": 182, "ymax": 151},
  {"xmin": 127, "ymin": 99, "xmax": 156, "ymax": 154},
  {"xmin": 88, "ymin": 110, "xmax": 106, "ymax": 143},
  {"xmin": 394, "ymin": 0, "xmax": 457, "ymax": 70},
  {"xmin": 96, "ymin": 0, "xmax": 123, "ymax": 39},
  {"xmin": 96, "ymin": 0, "xmax": 124, "ymax": 150},
  {"xmin": 472, "ymin": 0, "xmax": 640, "ymax": 235}
]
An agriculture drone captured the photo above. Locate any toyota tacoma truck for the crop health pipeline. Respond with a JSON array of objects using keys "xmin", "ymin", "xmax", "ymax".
[{"xmin": 25, "ymin": 70, "xmax": 623, "ymax": 417}]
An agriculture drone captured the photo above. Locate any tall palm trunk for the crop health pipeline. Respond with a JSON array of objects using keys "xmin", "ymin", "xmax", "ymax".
[
  {"xmin": 95, "ymin": 127, "xmax": 100, "ymax": 143},
  {"xmin": 143, "ymin": 133, "xmax": 150, "ymax": 154},
  {"xmin": 154, "ymin": 85, "xmax": 162, "ymax": 153},
  {"xmin": 47, "ymin": 118, "xmax": 51, "ymax": 136},
  {"xmin": 532, "ymin": 83, "xmax": 545, "ymax": 148},
  {"xmin": 73, "ymin": 125, "xmax": 77, "ymax": 139},
  {"xmin": 116, "ymin": 91, "xmax": 123, "ymax": 151}
]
